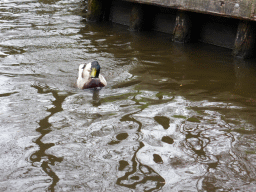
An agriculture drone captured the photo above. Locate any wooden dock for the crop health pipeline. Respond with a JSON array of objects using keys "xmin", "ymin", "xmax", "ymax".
[{"xmin": 86, "ymin": 0, "xmax": 256, "ymax": 58}]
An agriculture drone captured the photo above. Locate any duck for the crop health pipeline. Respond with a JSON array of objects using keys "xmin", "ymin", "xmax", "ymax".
[{"xmin": 77, "ymin": 61, "xmax": 107, "ymax": 89}]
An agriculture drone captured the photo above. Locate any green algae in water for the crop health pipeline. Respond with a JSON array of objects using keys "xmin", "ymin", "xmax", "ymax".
[
  {"xmin": 108, "ymin": 113, "xmax": 117, "ymax": 116},
  {"xmin": 187, "ymin": 117, "xmax": 201, "ymax": 123},
  {"xmin": 196, "ymin": 110, "xmax": 206, "ymax": 115},
  {"xmin": 154, "ymin": 116, "xmax": 170, "ymax": 129},
  {"xmin": 161, "ymin": 136, "xmax": 174, "ymax": 144},
  {"xmin": 138, "ymin": 103, "xmax": 149, "ymax": 110},
  {"xmin": 156, "ymin": 92, "xmax": 172, "ymax": 100},
  {"xmin": 172, "ymin": 115, "xmax": 187, "ymax": 119},
  {"xmin": 245, "ymin": 150, "xmax": 256, "ymax": 154},
  {"xmin": 101, "ymin": 93, "xmax": 137, "ymax": 103},
  {"xmin": 112, "ymin": 80, "xmax": 141, "ymax": 89}
]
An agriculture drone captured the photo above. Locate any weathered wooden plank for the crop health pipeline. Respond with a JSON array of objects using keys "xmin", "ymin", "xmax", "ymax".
[
  {"xmin": 233, "ymin": 20, "xmax": 256, "ymax": 58},
  {"xmin": 172, "ymin": 11, "xmax": 192, "ymax": 43},
  {"xmin": 130, "ymin": 5, "xmax": 144, "ymax": 31},
  {"xmin": 87, "ymin": 0, "xmax": 103, "ymax": 21},
  {"xmin": 125, "ymin": 0, "xmax": 256, "ymax": 21}
]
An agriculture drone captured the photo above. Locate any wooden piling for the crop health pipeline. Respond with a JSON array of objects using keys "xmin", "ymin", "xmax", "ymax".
[
  {"xmin": 172, "ymin": 11, "xmax": 191, "ymax": 43},
  {"xmin": 88, "ymin": 0, "xmax": 256, "ymax": 59},
  {"xmin": 233, "ymin": 20, "xmax": 255, "ymax": 58},
  {"xmin": 87, "ymin": 0, "xmax": 104, "ymax": 22},
  {"xmin": 129, "ymin": 5, "xmax": 144, "ymax": 31}
]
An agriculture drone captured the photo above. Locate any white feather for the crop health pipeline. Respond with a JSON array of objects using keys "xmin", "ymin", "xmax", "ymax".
[{"xmin": 99, "ymin": 74, "xmax": 107, "ymax": 86}]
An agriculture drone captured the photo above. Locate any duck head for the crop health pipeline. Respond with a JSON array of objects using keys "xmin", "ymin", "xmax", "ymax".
[
  {"xmin": 79, "ymin": 61, "xmax": 101, "ymax": 79},
  {"xmin": 90, "ymin": 61, "xmax": 101, "ymax": 78},
  {"xmin": 77, "ymin": 61, "xmax": 107, "ymax": 89}
]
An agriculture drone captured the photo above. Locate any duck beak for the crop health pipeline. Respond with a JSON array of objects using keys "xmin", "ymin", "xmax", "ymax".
[{"xmin": 90, "ymin": 68, "xmax": 97, "ymax": 78}]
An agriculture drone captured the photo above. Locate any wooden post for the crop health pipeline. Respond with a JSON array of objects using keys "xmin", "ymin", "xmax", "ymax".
[
  {"xmin": 172, "ymin": 11, "xmax": 191, "ymax": 43},
  {"xmin": 87, "ymin": 0, "xmax": 103, "ymax": 22},
  {"xmin": 130, "ymin": 5, "xmax": 143, "ymax": 31},
  {"xmin": 233, "ymin": 20, "xmax": 255, "ymax": 58}
]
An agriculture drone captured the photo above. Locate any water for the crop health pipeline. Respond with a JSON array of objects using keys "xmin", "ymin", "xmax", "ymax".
[{"xmin": 1, "ymin": 0, "xmax": 256, "ymax": 191}]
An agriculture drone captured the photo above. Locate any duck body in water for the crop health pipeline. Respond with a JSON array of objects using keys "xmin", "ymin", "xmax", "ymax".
[{"xmin": 77, "ymin": 61, "xmax": 107, "ymax": 89}]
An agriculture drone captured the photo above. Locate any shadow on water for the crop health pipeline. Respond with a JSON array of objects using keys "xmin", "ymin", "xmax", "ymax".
[{"xmin": 30, "ymin": 84, "xmax": 72, "ymax": 192}]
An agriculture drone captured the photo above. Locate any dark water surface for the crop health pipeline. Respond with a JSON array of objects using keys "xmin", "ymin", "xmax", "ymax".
[{"xmin": 1, "ymin": 0, "xmax": 256, "ymax": 191}]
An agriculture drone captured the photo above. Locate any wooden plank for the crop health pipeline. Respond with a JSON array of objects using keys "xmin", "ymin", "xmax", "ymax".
[{"xmin": 125, "ymin": 0, "xmax": 256, "ymax": 21}]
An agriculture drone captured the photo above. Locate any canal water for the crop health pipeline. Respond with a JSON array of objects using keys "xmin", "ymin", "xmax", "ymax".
[{"xmin": 1, "ymin": 0, "xmax": 256, "ymax": 191}]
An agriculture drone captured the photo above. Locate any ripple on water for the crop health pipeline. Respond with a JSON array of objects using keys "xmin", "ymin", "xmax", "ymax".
[{"xmin": 1, "ymin": 0, "xmax": 256, "ymax": 191}]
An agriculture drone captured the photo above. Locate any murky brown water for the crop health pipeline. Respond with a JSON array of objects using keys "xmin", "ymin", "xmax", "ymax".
[{"xmin": 1, "ymin": 0, "xmax": 256, "ymax": 191}]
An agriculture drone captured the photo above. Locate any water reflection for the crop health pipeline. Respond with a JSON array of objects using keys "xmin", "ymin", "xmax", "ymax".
[
  {"xmin": 117, "ymin": 142, "xmax": 165, "ymax": 192},
  {"xmin": 91, "ymin": 88, "xmax": 102, "ymax": 107},
  {"xmin": 30, "ymin": 84, "xmax": 72, "ymax": 191},
  {"xmin": 116, "ymin": 111, "xmax": 165, "ymax": 191}
]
